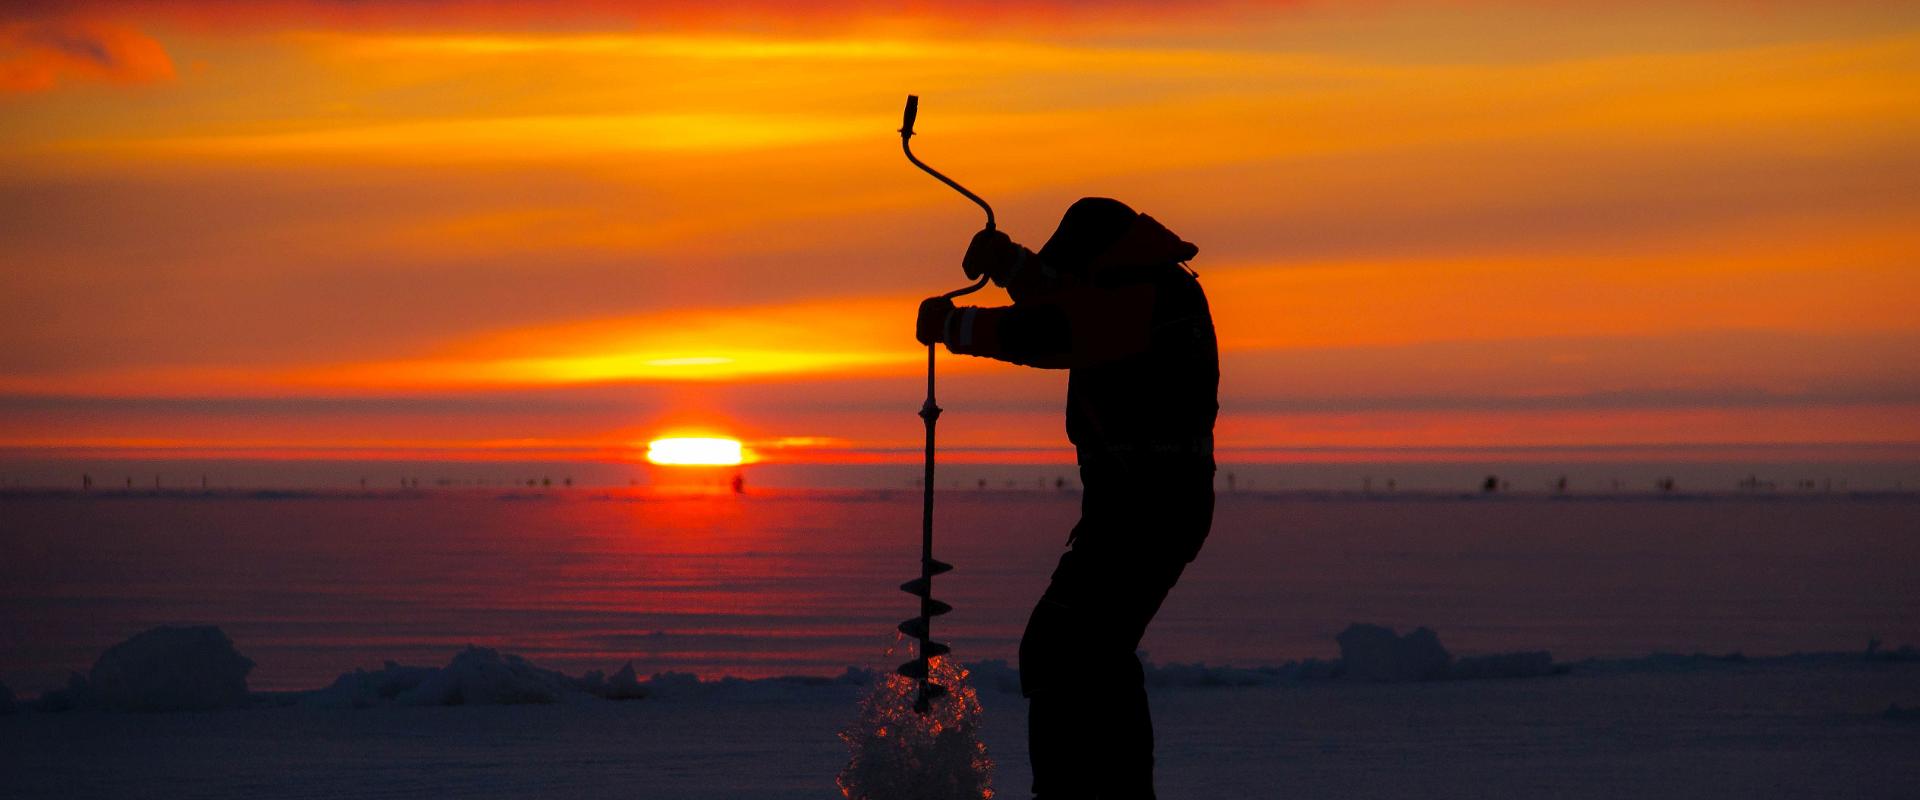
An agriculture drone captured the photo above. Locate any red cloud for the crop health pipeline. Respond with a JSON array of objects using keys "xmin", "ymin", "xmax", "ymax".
[{"xmin": 0, "ymin": 19, "xmax": 173, "ymax": 93}]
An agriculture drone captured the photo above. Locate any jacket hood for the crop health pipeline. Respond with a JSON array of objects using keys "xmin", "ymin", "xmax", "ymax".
[{"xmin": 1038, "ymin": 197, "xmax": 1199, "ymax": 277}]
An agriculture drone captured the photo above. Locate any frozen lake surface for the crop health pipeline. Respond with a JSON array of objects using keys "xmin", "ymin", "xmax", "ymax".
[
  {"xmin": 2, "ymin": 489, "xmax": 1917, "ymax": 694},
  {"xmin": 3, "ymin": 489, "xmax": 1918, "ymax": 798}
]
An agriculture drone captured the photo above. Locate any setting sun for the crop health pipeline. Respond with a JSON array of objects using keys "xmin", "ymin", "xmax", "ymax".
[{"xmin": 646, "ymin": 437, "xmax": 746, "ymax": 466}]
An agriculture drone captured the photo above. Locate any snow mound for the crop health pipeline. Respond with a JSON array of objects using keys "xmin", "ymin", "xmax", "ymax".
[
  {"xmin": 29, "ymin": 674, "xmax": 91, "ymax": 712},
  {"xmin": 973, "ymin": 630, "xmax": 1548, "ymax": 692},
  {"xmin": 301, "ymin": 661, "xmax": 439, "ymax": 708},
  {"xmin": 1334, "ymin": 624, "xmax": 1561, "ymax": 682},
  {"xmin": 300, "ymin": 649, "xmax": 655, "ymax": 708},
  {"xmin": 400, "ymin": 646, "xmax": 584, "ymax": 706},
  {"xmin": 1338, "ymin": 623, "xmax": 1452, "ymax": 681},
  {"xmin": 86, "ymin": 626, "xmax": 254, "ymax": 711},
  {"xmin": 635, "ymin": 667, "xmax": 864, "ymax": 703},
  {"xmin": 1451, "ymin": 650, "xmax": 1560, "ymax": 680}
]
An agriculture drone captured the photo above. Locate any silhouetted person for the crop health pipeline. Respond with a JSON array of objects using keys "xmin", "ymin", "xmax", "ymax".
[
  {"xmin": 1483, "ymin": 474, "xmax": 1499, "ymax": 493},
  {"xmin": 731, "ymin": 473, "xmax": 745, "ymax": 494},
  {"xmin": 916, "ymin": 197, "xmax": 1217, "ymax": 799}
]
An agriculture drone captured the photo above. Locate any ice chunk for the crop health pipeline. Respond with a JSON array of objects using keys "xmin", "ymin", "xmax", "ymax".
[
  {"xmin": 1336, "ymin": 623, "xmax": 1451, "ymax": 682},
  {"xmin": 397, "ymin": 646, "xmax": 584, "ymax": 706},
  {"xmin": 1864, "ymin": 639, "xmax": 1920, "ymax": 663},
  {"xmin": 577, "ymin": 660, "xmax": 649, "ymax": 700},
  {"xmin": 599, "ymin": 660, "xmax": 648, "ymax": 701},
  {"xmin": 300, "ymin": 661, "xmax": 438, "ymax": 709},
  {"xmin": 1451, "ymin": 650, "xmax": 1560, "ymax": 680},
  {"xmin": 30, "ymin": 673, "xmax": 90, "ymax": 712},
  {"xmin": 301, "ymin": 651, "xmax": 654, "ymax": 708},
  {"xmin": 88, "ymin": 626, "xmax": 254, "ymax": 711}
]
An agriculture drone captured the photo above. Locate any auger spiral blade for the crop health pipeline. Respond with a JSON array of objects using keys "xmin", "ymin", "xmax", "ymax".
[
  {"xmin": 898, "ymin": 617, "xmax": 931, "ymax": 640},
  {"xmin": 897, "ymin": 640, "xmax": 952, "ymax": 679}
]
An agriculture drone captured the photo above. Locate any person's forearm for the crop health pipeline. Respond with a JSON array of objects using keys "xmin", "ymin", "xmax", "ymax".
[{"xmin": 946, "ymin": 305, "xmax": 1071, "ymax": 369}]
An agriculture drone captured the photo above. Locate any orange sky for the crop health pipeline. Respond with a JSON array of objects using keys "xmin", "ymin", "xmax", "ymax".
[{"xmin": 2, "ymin": 1, "xmax": 1917, "ymax": 466}]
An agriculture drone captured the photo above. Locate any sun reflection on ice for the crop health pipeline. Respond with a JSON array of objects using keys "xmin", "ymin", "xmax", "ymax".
[{"xmin": 838, "ymin": 650, "xmax": 993, "ymax": 799}]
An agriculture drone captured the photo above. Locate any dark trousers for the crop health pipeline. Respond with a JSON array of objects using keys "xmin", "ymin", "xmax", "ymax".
[{"xmin": 1020, "ymin": 461, "xmax": 1214, "ymax": 799}]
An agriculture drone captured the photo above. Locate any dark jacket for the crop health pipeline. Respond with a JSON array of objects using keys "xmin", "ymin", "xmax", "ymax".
[{"xmin": 944, "ymin": 200, "xmax": 1219, "ymax": 470}]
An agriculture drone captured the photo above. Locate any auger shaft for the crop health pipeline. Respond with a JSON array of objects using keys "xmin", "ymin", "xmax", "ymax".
[{"xmin": 898, "ymin": 94, "xmax": 990, "ymax": 713}]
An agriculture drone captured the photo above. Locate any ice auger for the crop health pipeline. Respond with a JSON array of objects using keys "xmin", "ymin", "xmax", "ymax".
[{"xmin": 897, "ymin": 94, "xmax": 991, "ymax": 714}]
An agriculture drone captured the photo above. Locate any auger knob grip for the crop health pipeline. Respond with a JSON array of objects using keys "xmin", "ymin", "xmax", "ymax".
[{"xmin": 901, "ymin": 94, "xmax": 919, "ymax": 137}]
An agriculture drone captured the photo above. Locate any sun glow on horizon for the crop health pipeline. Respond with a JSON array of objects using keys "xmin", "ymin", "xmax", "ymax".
[
  {"xmin": 646, "ymin": 437, "xmax": 746, "ymax": 466},
  {"xmin": 2, "ymin": 3, "xmax": 1917, "ymax": 460}
]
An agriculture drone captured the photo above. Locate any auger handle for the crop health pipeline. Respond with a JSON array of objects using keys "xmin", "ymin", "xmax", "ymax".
[
  {"xmin": 900, "ymin": 94, "xmax": 996, "ymax": 232},
  {"xmin": 899, "ymin": 93, "xmax": 1004, "ymax": 713}
]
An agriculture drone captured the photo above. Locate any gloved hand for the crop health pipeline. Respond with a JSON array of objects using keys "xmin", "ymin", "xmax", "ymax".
[
  {"xmin": 961, "ymin": 227, "xmax": 1035, "ymax": 282},
  {"xmin": 915, "ymin": 296, "xmax": 956, "ymax": 345}
]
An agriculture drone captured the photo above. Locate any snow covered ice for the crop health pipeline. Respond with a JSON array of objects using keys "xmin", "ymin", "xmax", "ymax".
[{"xmin": 4, "ymin": 625, "xmax": 1918, "ymax": 798}]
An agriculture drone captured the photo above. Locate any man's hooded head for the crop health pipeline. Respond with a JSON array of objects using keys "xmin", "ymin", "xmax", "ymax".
[{"xmin": 1038, "ymin": 197, "xmax": 1199, "ymax": 278}]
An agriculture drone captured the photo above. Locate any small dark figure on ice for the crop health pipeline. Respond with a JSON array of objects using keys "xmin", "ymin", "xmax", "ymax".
[{"xmin": 916, "ymin": 197, "xmax": 1218, "ymax": 799}]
